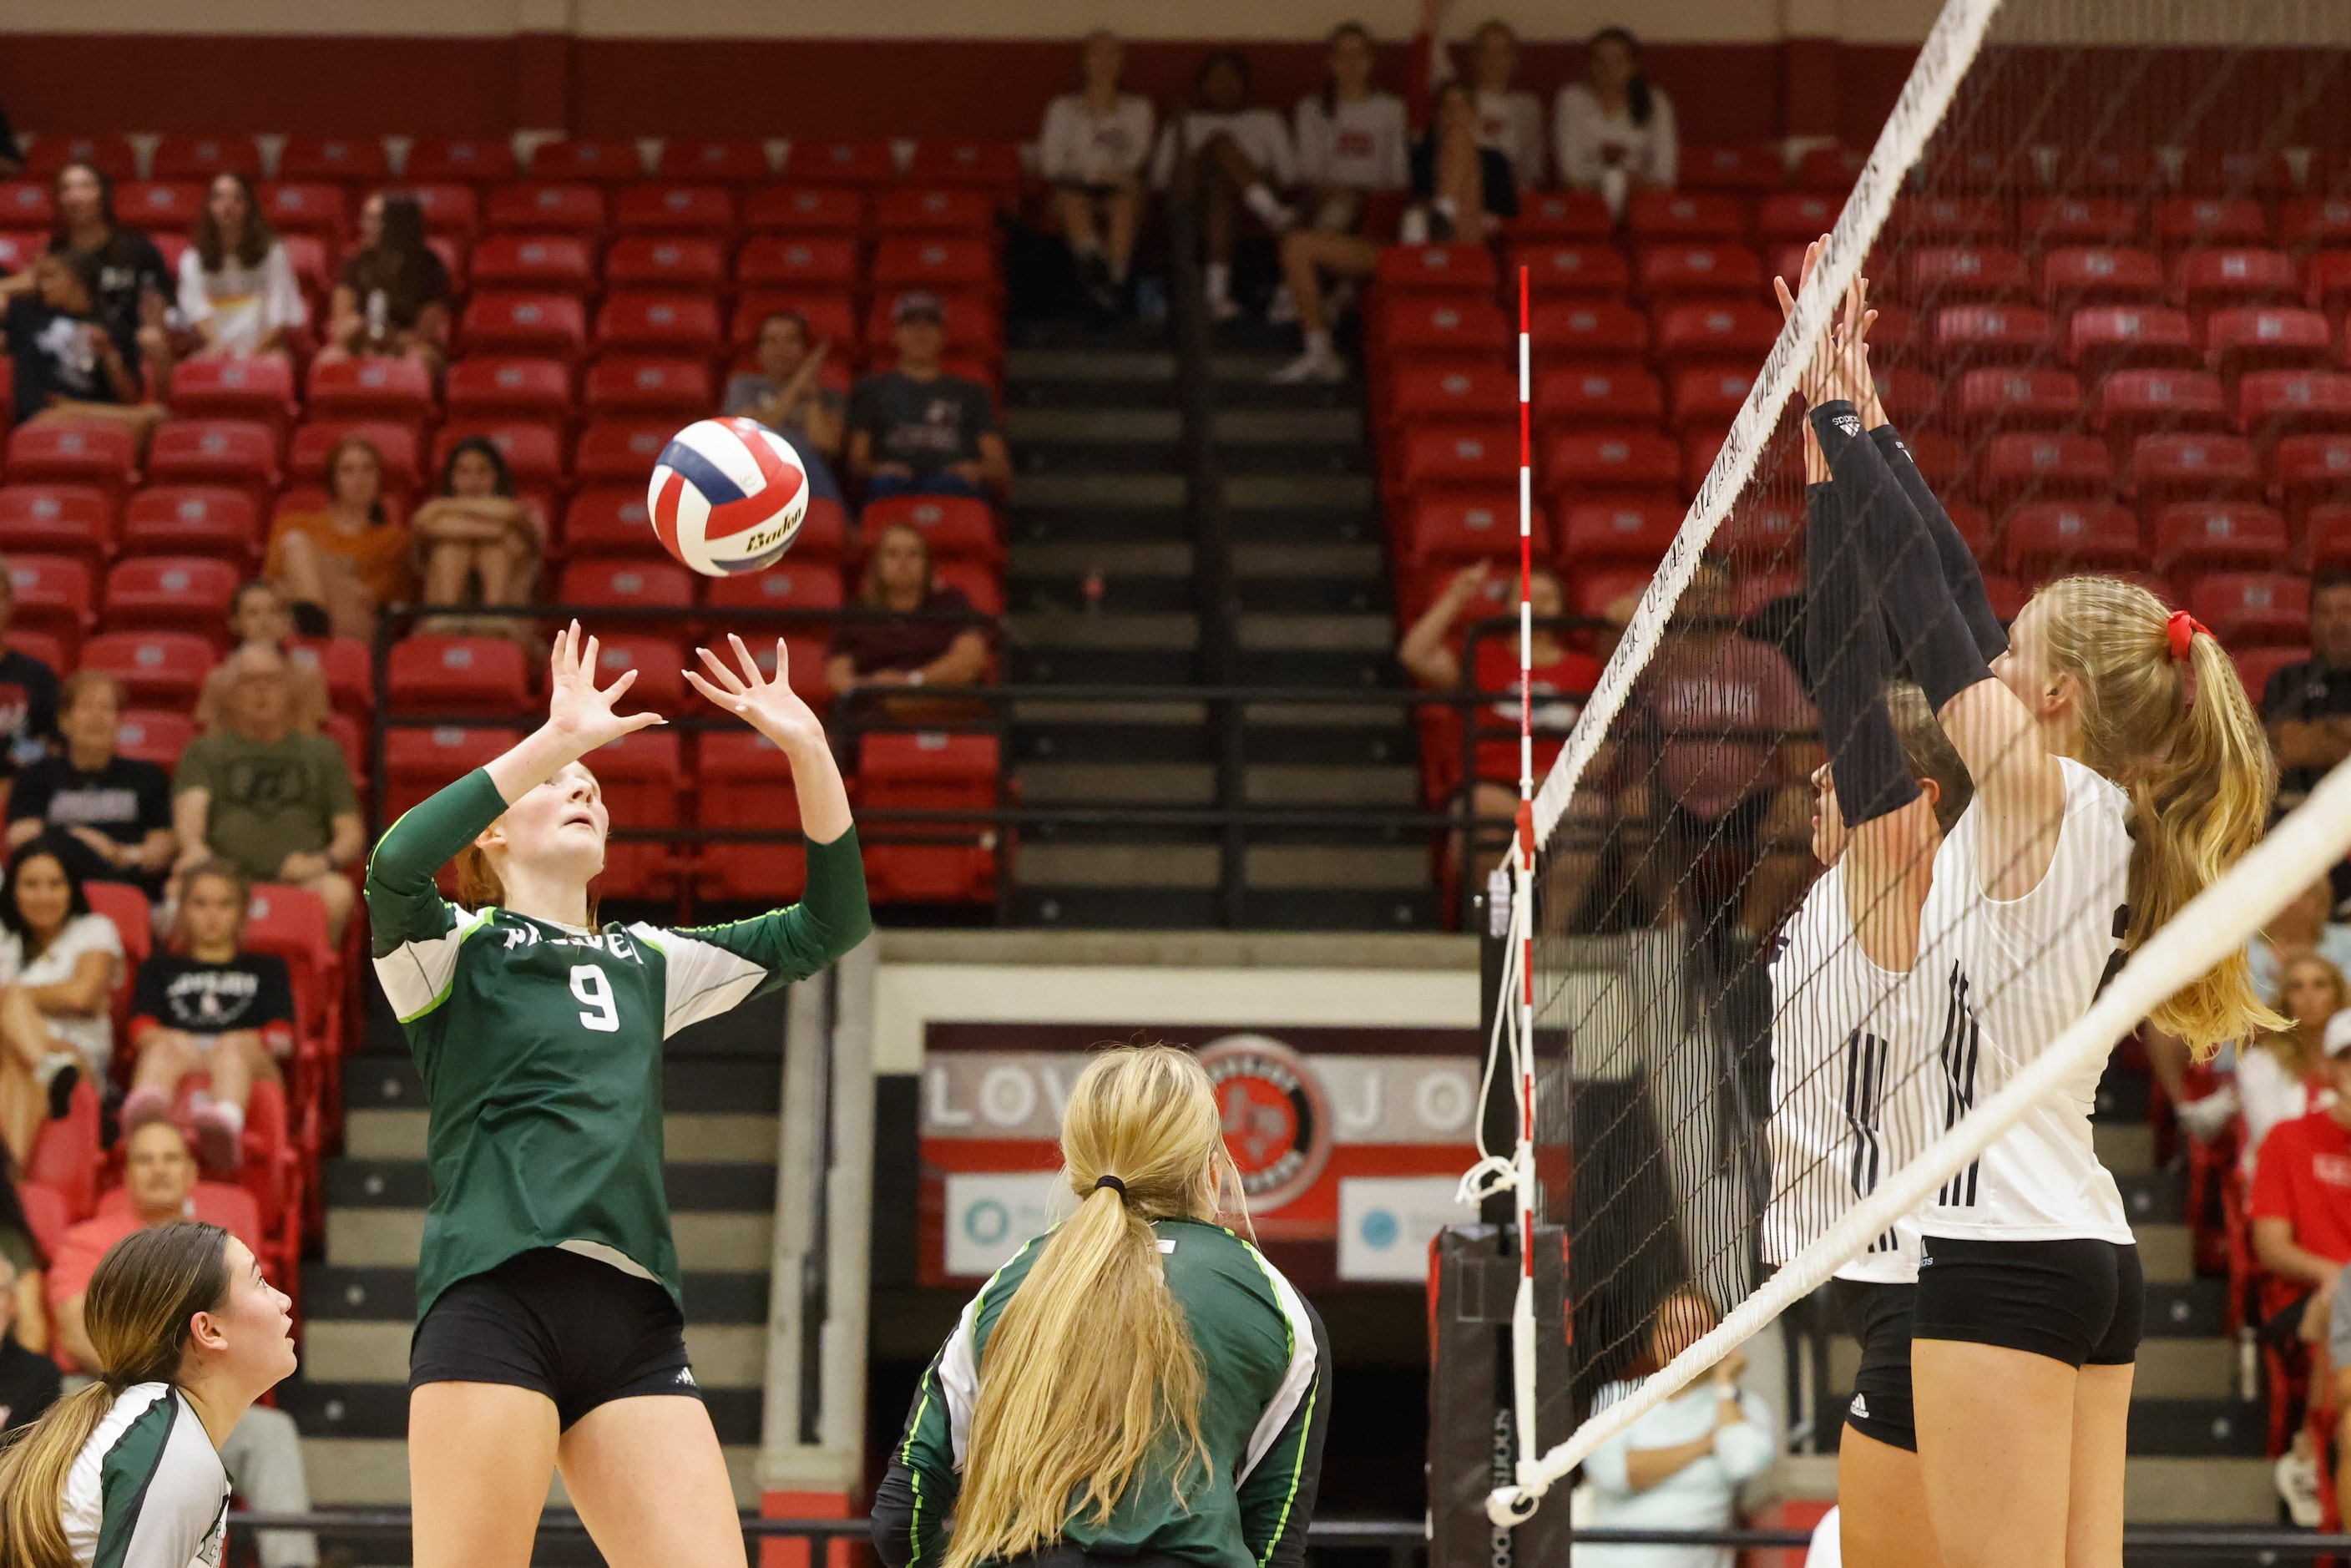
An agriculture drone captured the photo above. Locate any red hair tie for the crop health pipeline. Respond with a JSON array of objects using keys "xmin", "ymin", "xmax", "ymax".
[{"xmin": 2166, "ymin": 609, "xmax": 2209, "ymax": 663}]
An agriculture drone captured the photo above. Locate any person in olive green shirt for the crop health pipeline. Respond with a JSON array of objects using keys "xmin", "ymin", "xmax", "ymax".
[
  {"xmin": 171, "ymin": 645, "xmax": 364, "ymax": 943},
  {"xmin": 370, "ymin": 622, "xmax": 869, "ymax": 1568}
]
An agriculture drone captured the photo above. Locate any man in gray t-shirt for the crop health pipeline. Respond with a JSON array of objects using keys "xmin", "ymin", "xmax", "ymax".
[{"xmin": 846, "ymin": 291, "xmax": 1009, "ymax": 501}]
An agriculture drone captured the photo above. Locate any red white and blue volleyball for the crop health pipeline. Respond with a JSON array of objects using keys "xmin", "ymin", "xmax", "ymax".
[{"xmin": 645, "ymin": 417, "xmax": 810, "ymax": 577}]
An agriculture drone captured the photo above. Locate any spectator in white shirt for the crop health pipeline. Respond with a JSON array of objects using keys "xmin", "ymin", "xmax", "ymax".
[
  {"xmin": 1555, "ymin": 26, "xmax": 1678, "ymax": 216},
  {"xmin": 1039, "ymin": 30, "xmax": 1155, "ymax": 319},
  {"xmin": 1416, "ymin": 0, "xmax": 1546, "ymax": 191},
  {"xmin": 177, "ymin": 173, "xmax": 305, "ymax": 363},
  {"xmin": 1152, "ymin": 50, "xmax": 1297, "ymax": 321},
  {"xmin": 1292, "ymin": 23, "xmax": 1409, "ymax": 234}
]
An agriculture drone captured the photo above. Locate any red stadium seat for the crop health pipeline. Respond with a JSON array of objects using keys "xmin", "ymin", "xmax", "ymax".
[
  {"xmin": 387, "ymin": 636, "xmax": 532, "ymax": 715},
  {"xmin": 655, "ymin": 140, "xmax": 771, "ymax": 184},
  {"xmin": 2206, "ymin": 307, "xmax": 2333, "ymax": 377},
  {"xmin": 433, "ymin": 422, "xmax": 564, "ymax": 492},
  {"xmin": 589, "ymin": 728, "xmax": 685, "ymax": 898},
  {"xmin": 605, "ymin": 235, "xmax": 726, "ymax": 291},
  {"xmin": 2288, "ymin": 198, "xmax": 2351, "ymax": 255},
  {"xmin": 254, "ymin": 181, "xmax": 346, "ymax": 239},
  {"xmin": 242, "ymin": 880, "xmax": 337, "ymax": 1046},
  {"xmin": 857, "ymin": 495, "xmax": 1002, "ymax": 567},
  {"xmin": 2091, "ymin": 367, "xmax": 2229, "ymax": 451},
  {"xmin": 144, "ymin": 421, "xmax": 280, "ymax": 506},
  {"xmin": 443, "ymin": 357, "xmax": 574, "ymax": 426},
  {"xmin": 1794, "ymin": 145, "xmax": 1868, "ymax": 191},
  {"xmin": 594, "ymin": 291, "xmax": 725, "ymax": 357},
  {"xmin": 1716, "ymin": 493, "xmax": 1806, "ymax": 563},
  {"xmin": 120, "ymin": 487, "xmax": 258, "ymax": 564},
  {"xmin": 7, "ymin": 421, "xmax": 138, "ymax": 498},
  {"xmin": 1376, "ymin": 296, "xmax": 1511, "ymax": 361},
  {"xmin": 857, "ymin": 731, "xmax": 1000, "ymax": 904},
  {"xmin": 27, "ymin": 1080, "xmax": 102, "ymax": 1220},
  {"xmin": 2190, "ymin": 571, "xmax": 2308, "ymax": 645},
  {"xmin": 1538, "ymin": 429, "xmax": 1681, "ymax": 499},
  {"xmin": 79, "ymin": 631, "xmax": 220, "ymax": 706},
  {"xmin": 1532, "ymin": 362, "xmax": 1663, "ymax": 431},
  {"xmin": 2130, "ymin": 433, "xmax": 2262, "ymax": 516},
  {"xmin": 584, "ymin": 357, "xmax": 712, "ymax": 420},
  {"xmin": 573, "ymin": 421, "xmax": 672, "ymax": 488},
  {"xmin": 2183, "ymin": 151, "xmax": 2291, "ymax": 200},
  {"xmin": 2274, "ymin": 434, "xmax": 2351, "ymax": 527},
  {"xmin": 1934, "ymin": 303, "xmax": 2054, "ymax": 362},
  {"xmin": 1385, "ymin": 362, "xmax": 1514, "ymax": 427},
  {"xmin": 873, "ymin": 187, "xmax": 996, "ymax": 235},
  {"xmin": 871, "ymin": 237, "xmax": 999, "ymax": 293},
  {"xmin": 2151, "ymin": 501, "xmax": 2291, "ymax": 579},
  {"xmin": 2037, "ymin": 245, "xmax": 2164, "ymax": 311},
  {"xmin": 2050, "ymin": 148, "xmax": 2160, "ymax": 195},
  {"xmin": 0, "ymin": 181, "xmax": 50, "ymax": 229},
  {"xmin": 2068, "ymin": 306, "xmax": 2198, "ymax": 379},
  {"xmin": 613, "ymin": 184, "xmax": 736, "ymax": 236},
  {"xmin": 1979, "ymin": 432, "xmax": 2113, "ymax": 508},
  {"xmin": 1397, "ymin": 492, "xmax": 1523, "ymax": 569},
  {"xmin": 785, "ymin": 141, "xmax": 897, "ymax": 186},
  {"xmin": 1890, "ymin": 195, "xmax": 2007, "ymax": 243},
  {"xmin": 1557, "ymin": 499, "xmax": 1680, "ymax": 568},
  {"xmin": 472, "ymin": 234, "xmax": 597, "ymax": 295},
  {"xmin": 1393, "ymin": 422, "xmax": 1517, "ymax": 495},
  {"xmin": 1374, "ymin": 243, "xmax": 1497, "ymax": 296},
  {"xmin": 2154, "ymin": 197, "xmax": 2269, "ymax": 250},
  {"xmin": 1681, "ymin": 145, "xmax": 1785, "ymax": 193},
  {"xmin": 559, "ymin": 559, "xmax": 695, "ymax": 620},
  {"xmin": 1909, "ymin": 245, "xmax": 2030, "ymax": 301},
  {"xmin": 462, "ymin": 293, "xmax": 589, "ymax": 360},
  {"xmin": 576, "ymin": 633, "xmax": 685, "ymax": 713},
  {"xmin": 906, "ymin": 140, "xmax": 1022, "ymax": 191},
  {"xmin": 113, "ymin": 708, "xmax": 196, "ymax": 766},
  {"xmin": 1755, "ymin": 191, "xmax": 1840, "ymax": 245},
  {"xmin": 2307, "ymin": 253, "xmax": 2351, "ymax": 320},
  {"xmin": 1956, "ymin": 367, "xmax": 2082, "ymax": 432},
  {"xmin": 305, "ymin": 357, "xmax": 434, "ymax": 428},
  {"xmin": 696, "ymin": 731, "xmax": 806, "ymax": 901},
  {"xmin": 1509, "ymin": 242, "xmax": 1631, "ymax": 299},
  {"xmin": 1524, "ymin": 299, "xmax": 1647, "ymax": 361},
  {"xmin": 2234, "ymin": 645, "xmax": 2310, "ymax": 709},
  {"xmin": 290, "ymin": 636, "xmax": 372, "ymax": 720},
  {"xmin": 1668, "ymin": 366, "xmax": 1755, "ymax": 431},
  {"xmin": 1625, "ymin": 191, "xmax": 1746, "ymax": 243},
  {"xmin": 1651, "ymin": 303, "xmax": 1778, "ymax": 369},
  {"xmin": 401, "ymin": 183, "xmax": 483, "ymax": 235},
  {"xmin": 103, "ymin": 556, "xmax": 240, "ymax": 639},
  {"xmin": 705, "ymin": 560, "xmax": 844, "ymax": 625},
  {"xmin": 0, "ymin": 486, "xmax": 111, "ymax": 569},
  {"xmin": 742, "ymin": 187, "xmax": 866, "ymax": 235},
  {"xmin": 286, "ymin": 420, "xmax": 420, "ymax": 492},
  {"xmin": 405, "ymin": 138, "xmax": 520, "ymax": 185},
  {"xmin": 1509, "ymin": 190, "xmax": 1614, "ymax": 240},
  {"xmin": 116, "ymin": 182, "xmax": 205, "ymax": 231},
  {"xmin": 169, "ymin": 354, "xmax": 295, "ymax": 430},
  {"xmin": 2172, "ymin": 248, "xmax": 2298, "ymax": 316},
  {"xmin": 2237, "ymin": 370, "xmax": 2351, "ymax": 448},
  {"xmin": 2303, "ymin": 503, "xmax": 2351, "ymax": 572},
  {"xmin": 384, "ymin": 726, "xmax": 525, "ymax": 819},
  {"xmin": 736, "ymin": 235, "xmax": 860, "ymax": 291},
  {"xmin": 278, "ymin": 137, "xmax": 390, "ymax": 185},
  {"xmin": 25, "ymin": 135, "xmax": 135, "ymax": 181},
  {"xmin": 2000, "ymin": 501, "xmax": 2143, "ymax": 579},
  {"xmin": 484, "ymin": 183, "xmax": 608, "ymax": 236},
  {"xmin": 560, "ymin": 489, "xmax": 659, "ymax": 559},
  {"xmin": 1568, "ymin": 566, "xmax": 1659, "ymax": 619},
  {"xmin": 1637, "ymin": 243, "xmax": 1763, "ymax": 302},
  {"xmin": 528, "ymin": 139, "xmax": 643, "ymax": 184}
]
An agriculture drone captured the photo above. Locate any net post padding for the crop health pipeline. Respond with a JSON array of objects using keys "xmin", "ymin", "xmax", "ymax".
[
  {"xmin": 1492, "ymin": 753, "xmax": 2351, "ymax": 1521},
  {"xmin": 1526, "ymin": 0, "xmax": 2009, "ymax": 852}
]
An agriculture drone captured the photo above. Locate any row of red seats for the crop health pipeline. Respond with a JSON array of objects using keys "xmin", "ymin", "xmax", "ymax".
[{"xmin": 20, "ymin": 134, "xmax": 1024, "ymax": 191}]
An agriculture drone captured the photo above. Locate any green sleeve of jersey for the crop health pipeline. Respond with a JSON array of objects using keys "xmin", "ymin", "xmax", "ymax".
[
  {"xmin": 365, "ymin": 768, "xmax": 506, "ymax": 958},
  {"xmin": 650, "ymin": 829, "xmax": 872, "ymax": 1036},
  {"xmin": 1236, "ymin": 1288, "xmax": 1332, "ymax": 1568}
]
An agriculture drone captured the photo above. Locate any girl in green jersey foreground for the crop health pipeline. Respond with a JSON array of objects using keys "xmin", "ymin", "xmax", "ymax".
[
  {"xmin": 367, "ymin": 625, "xmax": 870, "ymax": 1568},
  {"xmin": 0, "ymin": 1222, "xmax": 296, "ymax": 1568},
  {"xmin": 876, "ymin": 1044, "xmax": 1331, "ymax": 1568}
]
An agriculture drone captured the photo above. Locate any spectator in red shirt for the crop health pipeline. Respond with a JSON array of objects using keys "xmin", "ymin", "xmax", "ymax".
[
  {"xmin": 826, "ymin": 523, "xmax": 991, "ymax": 703},
  {"xmin": 2252, "ymin": 1033, "xmax": 2351, "ymax": 1340},
  {"xmin": 45, "ymin": 1118, "xmax": 319, "ymax": 1567}
]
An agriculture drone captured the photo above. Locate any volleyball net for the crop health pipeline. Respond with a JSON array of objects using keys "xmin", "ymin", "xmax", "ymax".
[{"xmin": 1459, "ymin": 0, "xmax": 2351, "ymax": 1524}]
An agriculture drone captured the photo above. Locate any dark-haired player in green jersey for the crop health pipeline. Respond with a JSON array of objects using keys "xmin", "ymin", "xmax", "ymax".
[{"xmin": 367, "ymin": 624, "xmax": 870, "ymax": 1568}]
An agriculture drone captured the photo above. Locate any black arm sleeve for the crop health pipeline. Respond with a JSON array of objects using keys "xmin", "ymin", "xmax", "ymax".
[
  {"xmin": 1804, "ymin": 482, "xmax": 1919, "ymax": 829},
  {"xmin": 1813, "ymin": 403, "xmax": 1995, "ymax": 713},
  {"xmin": 1868, "ymin": 423, "xmax": 2009, "ymax": 660}
]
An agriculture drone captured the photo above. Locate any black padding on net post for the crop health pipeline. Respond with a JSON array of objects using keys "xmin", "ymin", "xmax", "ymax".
[{"xmin": 1428, "ymin": 1224, "xmax": 1570, "ymax": 1568}]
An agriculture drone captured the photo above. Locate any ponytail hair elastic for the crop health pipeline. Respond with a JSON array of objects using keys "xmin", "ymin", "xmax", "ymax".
[
  {"xmin": 2166, "ymin": 609, "xmax": 2210, "ymax": 664},
  {"xmin": 1094, "ymin": 1174, "xmax": 1128, "ymax": 1201}
]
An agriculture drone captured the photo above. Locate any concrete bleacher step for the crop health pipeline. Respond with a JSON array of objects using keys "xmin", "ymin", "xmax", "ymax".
[
  {"xmin": 1008, "ymin": 540, "xmax": 1196, "ymax": 616},
  {"xmin": 1008, "ymin": 403, "xmax": 1183, "ymax": 477},
  {"xmin": 1012, "ymin": 701, "xmax": 1213, "ymax": 767},
  {"xmin": 1243, "ymin": 701, "xmax": 1416, "ymax": 769},
  {"xmin": 1232, "ymin": 542, "xmax": 1391, "ymax": 616}
]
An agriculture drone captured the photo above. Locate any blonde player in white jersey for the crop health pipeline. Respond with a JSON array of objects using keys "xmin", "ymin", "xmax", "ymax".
[{"xmin": 1792, "ymin": 255, "xmax": 2282, "ymax": 1568}]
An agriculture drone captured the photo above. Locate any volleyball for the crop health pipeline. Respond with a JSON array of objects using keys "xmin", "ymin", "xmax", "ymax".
[{"xmin": 645, "ymin": 417, "xmax": 811, "ymax": 577}]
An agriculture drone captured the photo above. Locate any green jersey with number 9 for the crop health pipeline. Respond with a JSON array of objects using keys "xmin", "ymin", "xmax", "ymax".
[{"xmin": 366, "ymin": 768, "xmax": 872, "ymax": 1321}]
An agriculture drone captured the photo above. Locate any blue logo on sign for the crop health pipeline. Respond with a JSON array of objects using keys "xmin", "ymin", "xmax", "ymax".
[
  {"xmin": 965, "ymin": 1200, "xmax": 1010, "ymax": 1246},
  {"xmin": 1360, "ymin": 1209, "xmax": 1400, "ymax": 1249}
]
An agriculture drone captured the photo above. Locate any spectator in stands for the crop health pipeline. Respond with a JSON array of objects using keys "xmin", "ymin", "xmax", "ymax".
[
  {"xmin": 177, "ymin": 171, "xmax": 306, "ymax": 363},
  {"xmin": 0, "ymin": 163, "xmax": 172, "ymax": 382},
  {"xmin": 1415, "ymin": 0, "xmax": 1546, "ymax": 192},
  {"xmin": 412, "ymin": 434, "xmax": 541, "ymax": 630},
  {"xmin": 1292, "ymin": 23, "xmax": 1409, "ymax": 235},
  {"xmin": 847, "ymin": 293, "xmax": 1011, "ymax": 501},
  {"xmin": 723, "ymin": 309, "xmax": 847, "ymax": 503},
  {"xmin": 6, "ymin": 670, "xmax": 175, "ymax": 897},
  {"xmin": 172, "ymin": 645, "xmax": 364, "ymax": 946},
  {"xmin": 120, "ymin": 860, "xmax": 296, "ymax": 1176},
  {"xmin": 1555, "ymin": 26, "xmax": 1678, "ymax": 215},
  {"xmin": 0, "ymin": 1162, "xmax": 48, "ymax": 1358},
  {"xmin": 0, "ymin": 834, "xmax": 123, "ymax": 1176},
  {"xmin": 2239, "ymin": 956, "xmax": 2348, "ymax": 1176},
  {"xmin": 0, "ymin": 559, "xmax": 61, "ymax": 777},
  {"xmin": 827, "ymin": 523, "xmax": 991, "ymax": 703},
  {"xmin": 1152, "ymin": 49, "xmax": 1299, "ymax": 322},
  {"xmin": 2166, "ymin": 879, "xmax": 2351, "ymax": 1142},
  {"xmin": 2253, "ymin": 1034, "xmax": 2351, "ymax": 1524},
  {"xmin": 318, "ymin": 190, "xmax": 451, "ymax": 371},
  {"xmin": 0, "ymin": 1253, "xmax": 58, "ymax": 1434},
  {"xmin": 1580, "ymin": 1290, "xmax": 1776, "ymax": 1568},
  {"xmin": 43, "ymin": 1118, "xmax": 319, "ymax": 1568},
  {"xmin": 1270, "ymin": 77, "xmax": 1516, "ymax": 383},
  {"xmin": 265, "ymin": 433, "xmax": 416, "ymax": 642},
  {"xmin": 3, "ymin": 248, "xmax": 164, "ymax": 443},
  {"xmin": 2264, "ymin": 574, "xmax": 2351, "ymax": 814},
  {"xmin": 195, "ymin": 579, "xmax": 332, "ymax": 736},
  {"xmin": 1040, "ymin": 30, "xmax": 1154, "ymax": 318}
]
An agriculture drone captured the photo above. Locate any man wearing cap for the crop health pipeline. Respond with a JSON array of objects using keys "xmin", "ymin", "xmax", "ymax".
[{"xmin": 846, "ymin": 291, "xmax": 1010, "ymax": 502}]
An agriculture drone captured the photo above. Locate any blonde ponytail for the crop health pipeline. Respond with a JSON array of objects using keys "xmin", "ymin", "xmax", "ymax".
[
  {"xmin": 0, "ymin": 1384, "xmax": 119, "ymax": 1568},
  {"xmin": 2035, "ymin": 576, "xmax": 2287, "ymax": 1055},
  {"xmin": 944, "ymin": 1045, "xmax": 1229, "ymax": 1568}
]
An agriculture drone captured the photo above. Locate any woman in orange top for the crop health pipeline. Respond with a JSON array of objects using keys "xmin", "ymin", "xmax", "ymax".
[{"xmin": 265, "ymin": 434, "xmax": 415, "ymax": 641}]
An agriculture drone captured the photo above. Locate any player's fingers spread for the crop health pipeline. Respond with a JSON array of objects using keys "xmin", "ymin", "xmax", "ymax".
[
  {"xmin": 696, "ymin": 644, "xmax": 747, "ymax": 694},
  {"xmin": 774, "ymin": 638, "xmax": 792, "ymax": 685},
  {"xmin": 685, "ymin": 670, "xmax": 746, "ymax": 711},
  {"xmin": 605, "ymin": 666, "xmax": 639, "ymax": 700},
  {"xmin": 727, "ymin": 632, "xmax": 761, "ymax": 685}
]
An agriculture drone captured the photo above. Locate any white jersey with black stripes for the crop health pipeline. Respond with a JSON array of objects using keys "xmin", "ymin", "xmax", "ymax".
[
  {"xmin": 1763, "ymin": 861, "xmax": 1938, "ymax": 1284},
  {"xmin": 1917, "ymin": 756, "xmax": 2135, "ymax": 1244}
]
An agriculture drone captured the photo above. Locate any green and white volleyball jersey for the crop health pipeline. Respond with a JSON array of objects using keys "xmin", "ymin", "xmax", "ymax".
[
  {"xmin": 875, "ymin": 1217, "xmax": 1332, "ymax": 1568},
  {"xmin": 62, "ymin": 1383, "xmax": 230, "ymax": 1568},
  {"xmin": 366, "ymin": 767, "xmax": 872, "ymax": 1319}
]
